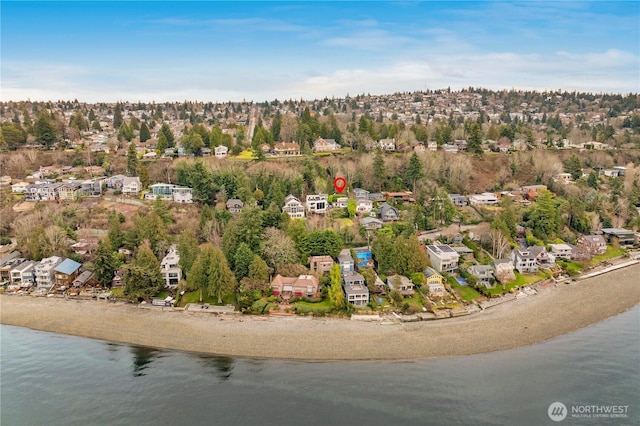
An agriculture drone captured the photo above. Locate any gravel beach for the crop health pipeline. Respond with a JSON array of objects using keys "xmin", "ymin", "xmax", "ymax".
[{"xmin": 2, "ymin": 264, "xmax": 639, "ymax": 361}]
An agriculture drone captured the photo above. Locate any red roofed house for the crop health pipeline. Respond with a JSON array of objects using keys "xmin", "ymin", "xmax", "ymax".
[{"xmin": 271, "ymin": 274, "xmax": 320, "ymax": 301}]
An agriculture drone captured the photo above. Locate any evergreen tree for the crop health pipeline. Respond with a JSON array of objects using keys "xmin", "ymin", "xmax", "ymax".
[
  {"xmin": 127, "ymin": 142, "xmax": 138, "ymax": 176},
  {"xmin": 467, "ymin": 122, "xmax": 484, "ymax": 154},
  {"xmin": 113, "ymin": 103, "xmax": 123, "ymax": 129},
  {"xmin": 372, "ymin": 150, "xmax": 386, "ymax": 191},
  {"xmin": 328, "ymin": 264, "xmax": 345, "ymax": 309},
  {"xmin": 94, "ymin": 237, "xmax": 117, "ymax": 287},
  {"xmin": 234, "ymin": 242, "xmax": 254, "ymax": 281},
  {"xmin": 177, "ymin": 230, "xmax": 199, "ymax": 279},
  {"xmin": 123, "ymin": 244, "xmax": 163, "ymax": 301},
  {"xmin": 139, "ymin": 122, "xmax": 151, "ymax": 143},
  {"xmin": 34, "ymin": 110, "xmax": 58, "ymax": 148},
  {"xmin": 157, "ymin": 132, "xmax": 169, "ymax": 154},
  {"xmin": 159, "ymin": 123, "xmax": 175, "ymax": 148},
  {"xmin": 405, "ymin": 153, "xmax": 424, "ymax": 193}
]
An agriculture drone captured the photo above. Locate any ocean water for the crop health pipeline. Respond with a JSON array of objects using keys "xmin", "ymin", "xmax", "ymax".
[{"xmin": 1, "ymin": 306, "xmax": 638, "ymax": 426}]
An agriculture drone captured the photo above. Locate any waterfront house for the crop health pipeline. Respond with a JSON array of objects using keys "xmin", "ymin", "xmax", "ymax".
[
  {"xmin": 35, "ymin": 256, "xmax": 63, "ymax": 288},
  {"xmin": 493, "ymin": 259, "xmax": 516, "ymax": 283},
  {"xmin": 467, "ymin": 265, "xmax": 495, "ymax": 288},
  {"xmin": 282, "ymin": 195, "xmax": 305, "ymax": 219},
  {"xmin": 576, "ymin": 235, "xmax": 607, "ymax": 257},
  {"xmin": 600, "ymin": 228, "xmax": 636, "ymax": 245},
  {"xmin": 425, "ymin": 244, "xmax": 460, "ymax": 273},
  {"xmin": 270, "ymin": 274, "xmax": 319, "ymax": 301},
  {"xmin": 10, "ymin": 260, "xmax": 36, "ymax": 287},
  {"xmin": 308, "ymin": 255, "xmax": 334, "ymax": 276},
  {"xmin": 54, "ymin": 258, "xmax": 82, "ymax": 287},
  {"xmin": 0, "ymin": 252, "xmax": 24, "ymax": 282},
  {"xmin": 306, "ymin": 194, "xmax": 328, "ymax": 214},
  {"xmin": 511, "ymin": 246, "xmax": 550, "ymax": 274},
  {"xmin": 423, "ymin": 266, "xmax": 446, "ymax": 295},
  {"xmin": 343, "ymin": 271, "xmax": 369, "ymax": 306},
  {"xmin": 549, "ymin": 243, "xmax": 574, "ymax": 260},
  {"xmin": 160, "ymin": 244, "xmax": 181, "ymax": 289},
  {"xmin": 226, "ymin": 199, "xmax": 244, "ymax": 214},
  {"xmin": 72, "ymin": 270, "xmax": 96, "ymax": 288},
  {"xmin": 387, "ymin": 274, "xmax": 415, "ymax": 297}
]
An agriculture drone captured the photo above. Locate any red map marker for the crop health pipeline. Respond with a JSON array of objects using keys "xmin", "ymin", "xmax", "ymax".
[{"xmin": 333, "ymin": 177, "xmax": 347, "ymax": 193}]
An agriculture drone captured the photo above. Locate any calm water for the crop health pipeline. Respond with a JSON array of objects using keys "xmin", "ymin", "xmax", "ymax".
[{"xmin": 1, "ymin": 306, "xmax": 639, "ymax": 426}]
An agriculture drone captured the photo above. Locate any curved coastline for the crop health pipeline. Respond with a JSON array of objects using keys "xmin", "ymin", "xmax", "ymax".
[{"xmin": 2, "ymin": 264, "xmax": 639, "ymax": 361}]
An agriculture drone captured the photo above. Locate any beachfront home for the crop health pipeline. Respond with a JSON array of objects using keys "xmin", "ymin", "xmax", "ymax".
[
  {"xmin": 511, "ymin": 246, "xmax": 551, "ymax": 274},
  {"xmin": 72, "ymin": 270, "xmax": 96, "ymax": 288},
  {"xmin": 467, "ymin": 265, "xmax": 495, "ymax": 288},
  {"xmin": 34, "ymin": 256, "xmax": 63, "ymax": 288},
  {"xmin": 425, "ymin": 244, "xmax": 460, "ymax": 273},
  {"xmin": 576, "ymin": 235, "xmax": 607, "ymax": 257},
  {"xmin": 160, "ymin": 244, "xmax": 182, "ymax": 289},
  {"xmin": 493, "ymin": 259, "xmax": 516, "ymax": 283},
  {"xmin": 600, "ymin": 228, "xmax": 636, "ymax": 245},
  {"xmin": 423, "ymin": 267, "xmax": 446, "ymax": 295},
  {"xmin": 10, "ymin": 260, "xmax": 36, "ymax": 287},
  {"xmin": 387, "ymin": 275, "xmax": 415, "ymax": 297},
  {"xmin": 54, "ymin": 258, "xmax": 82, "ymax": 287},
  {"xmin": 549, "ymin": 243, "xmax": 574, "ymax": 260},
  {"xmin": 270, "ymin": 274, "xmax": 319, "ymax": 301},
  {"xmin": 343, "ymin": 272, "xmax": 369, "ymax": 306}
]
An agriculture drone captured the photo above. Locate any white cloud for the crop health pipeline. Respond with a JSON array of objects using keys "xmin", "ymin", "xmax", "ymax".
[{"xmin": 2, "ymin": 49, "xmax": 637, "ymax": 103}]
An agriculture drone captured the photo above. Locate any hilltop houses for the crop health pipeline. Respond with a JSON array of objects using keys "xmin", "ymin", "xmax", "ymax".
[
  {"xmin": 282, "ymin": 195, "xmax": 305, "ymax": 219},
  {"xmin": 306, "ymin": 194, "xmax": 328, "ymax": 214},
  {"xmin": 312, "ymin": 137, "xmax": 340, "ymax": 153},
  {"xmin": 145, "ymin": 183, "xmax": 193, "ymax": 203}
]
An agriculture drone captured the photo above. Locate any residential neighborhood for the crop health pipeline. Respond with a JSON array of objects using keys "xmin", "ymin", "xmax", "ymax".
[{"xmin": 1, "ymin": 89, "xmax": 639, "ymax": 320}]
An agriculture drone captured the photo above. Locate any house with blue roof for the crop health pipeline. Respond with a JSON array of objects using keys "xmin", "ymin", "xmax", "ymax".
[{"xmin": 54, "ymin": 258, "xmax": 82, "ymax": 287}]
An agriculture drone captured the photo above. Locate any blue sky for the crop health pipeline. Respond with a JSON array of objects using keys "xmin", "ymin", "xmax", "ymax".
[{"xmin": 1, "ymin": 1, "xmax": 638, "ymax": 102}]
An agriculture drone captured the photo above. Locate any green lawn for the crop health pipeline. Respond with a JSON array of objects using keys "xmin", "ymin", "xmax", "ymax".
[
  {"xmin": 592, "ymin": 246, "xmax": 627, "ymax": 264},
  {"xmin": 484, "ymin": 271, "xmax": 545, "ymax": 296},
  {"xmin": 295, "ymin": 298, "xmax": 334, "ymax": 315},
  {"xmin": 447, "ymin": 276, "xmax": 482, "ymax": 301},
  {"xmin": 110, "ymin": 287, "xmax": 124, "ymax": 297},
  {"xmin": 556, "ymin": 259, "xmax": 584, "ymax": 276},
  {"xmin": 177, "ymin": 290, "xmax": 236, "ymax": 307}
]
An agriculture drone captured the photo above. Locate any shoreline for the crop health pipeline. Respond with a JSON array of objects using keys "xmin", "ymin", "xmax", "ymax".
[{"xmin": 2, "ymin": 264, "xmax": 639, "ymax": 361}]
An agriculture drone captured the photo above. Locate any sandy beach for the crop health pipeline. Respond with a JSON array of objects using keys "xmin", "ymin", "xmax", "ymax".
[{"xmin": 2, "ymin": 264, "xmax": 639, "ymax": 361}]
